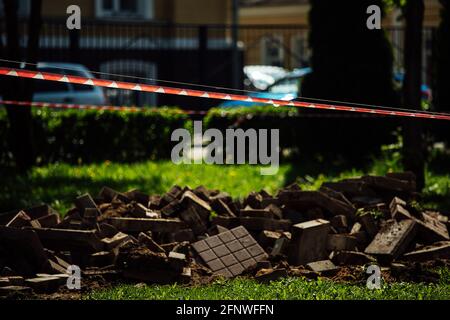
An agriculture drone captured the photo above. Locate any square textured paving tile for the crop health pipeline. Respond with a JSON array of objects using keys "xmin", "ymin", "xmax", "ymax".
[{"xmin": 192, "ymin": 226, "xmax": 268, "ymax": 277}]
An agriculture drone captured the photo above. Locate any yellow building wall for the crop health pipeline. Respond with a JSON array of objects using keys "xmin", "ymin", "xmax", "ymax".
[
  {"xmin": 40, "ymin": 0, "xmax": 229, "ymax": 23},
  {"xmin": 240, "ymin": 5, "xmax": 309, "ymax": 25},
  {"xmin": 42, "ymin": 0, "xmax": 94, "ymax": 17},
  {"xmin": 173, "ymin": 0, "xmax": 230, "ymax": 24}
]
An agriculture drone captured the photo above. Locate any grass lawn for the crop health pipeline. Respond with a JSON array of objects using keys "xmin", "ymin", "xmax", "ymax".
[
  {"xmin": 1, "ymin": 157, "xmax": 450, "ymax": 300},
  {"xmin": 86, "ymin": 270, "xmax": 450, "ymax": 300}
]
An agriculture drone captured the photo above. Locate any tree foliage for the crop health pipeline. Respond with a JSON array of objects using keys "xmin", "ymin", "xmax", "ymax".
[{"xmin": 302, "ymin": 0, "xmax": 399, "ymax": 108}]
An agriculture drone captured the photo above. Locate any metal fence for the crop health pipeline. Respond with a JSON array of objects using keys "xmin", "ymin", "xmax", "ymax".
[{"xmin": 1, "ymin": 19, "xmax": 437, "ymax": 106}]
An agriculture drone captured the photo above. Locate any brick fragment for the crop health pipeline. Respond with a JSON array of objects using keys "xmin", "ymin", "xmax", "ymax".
[
  {"xmin": 402, "ymin": 241, "xmax": 450, "ymax": 262},
  {"xmin": 391, "ymin": 203, "xmax": 449, "ymax": 243},
  {"xmin": 138, "ymin": 232, "xmax": 166, "ymax": 253},
  {"xmin": 326, "ymin": 234, "xmax": 358, "ymax": 251},
  {"xmin": 288, "ymin": 219, "xmax": 330, "ymax": 266},
  {"xmin": 74, "ymin": 193, "xmax": 100, "ymax": 217},
  {"xmin": 181, "ymin": 191, "xmax": 211, "ymax": 220},
  {"xmin": 365, "ymin": 219, "xmax": 417, "ymax": 263},
  {"xmin": 179, "ymin": 207, "xmax": 208, "ymax": 235},
  {"xmin": 306, "ymin": 260, "xmax": 339, "ymax": 276},
  {"xmin": 211, "ymin": 198, "xmax": 236, "ymax": 217},
  {"xmin": 107, "ymin": 217, "xmax": 187, "ymax": 233},
  {"xmin": 31, "ymin": 227, "xmax": 104, "ymax": 252}
]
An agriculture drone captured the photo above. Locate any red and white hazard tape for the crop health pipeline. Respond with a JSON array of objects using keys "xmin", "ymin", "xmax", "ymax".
[
  {"xmin": 0, "ymin": 99, "xmax": 207, "ymax": 115},
  {"xmin": 1, "ymin": 67, "xmax": 450, "ymax": 121}
]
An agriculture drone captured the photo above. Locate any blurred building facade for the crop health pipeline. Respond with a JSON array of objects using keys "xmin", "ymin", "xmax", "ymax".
[{"xmin": 0, "ymin": 0, "xmax": 444, "ymax": 104}]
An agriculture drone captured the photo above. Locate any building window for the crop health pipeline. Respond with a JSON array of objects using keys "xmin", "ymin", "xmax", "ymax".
[
  {"xmin": 261, "ymin": 35, "xmax": 284, "ymax": 67},
  {"xmin": 290, "ymin": 33, "xmax": 310, "ymax": 69},
  {"xmin": 95, "ymin": 0, "xmax": 153, "ymax": 19}
]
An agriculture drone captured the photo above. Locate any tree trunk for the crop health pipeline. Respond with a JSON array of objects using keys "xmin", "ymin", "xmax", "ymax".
[
  {"xmin": 402, "ymin": 0, "xmax": 425, "ymax": 190},
  {"xmin": 2, "ymin": 0, "xmax": 42, "ymax": 171}
]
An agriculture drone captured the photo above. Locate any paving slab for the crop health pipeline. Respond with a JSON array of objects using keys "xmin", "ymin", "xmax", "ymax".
[
  {"xmin": 192, "ymin": 226, "xmax": 268, "ymax": 278},
  {"xmin": 365, "ymin": 219, "xmax": 417, "ymax": 263}
]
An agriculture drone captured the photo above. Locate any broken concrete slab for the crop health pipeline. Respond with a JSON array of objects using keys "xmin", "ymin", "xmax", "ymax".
[
  {"xmin": 288, "ymin": 219, "xmax": 331, "ymax": 266},
  {"xmin": 362, "ymin": 175, "xmax": 416, "ymax": 194},
  {"xmin": 402, "ymin": 241, "xmax": 450, "ymax": 262},
  {"xmin": 306, "ymin": 260, "xmax": 339, "ymax": 276},
  {"xmin": 319, "ymin": 186, "xmax": 354, "ymax": 208},
  {"xmin": 321, "ymin": 179, "xmax": 378, "ymax": 199},
  {"xmin": 0, "ymin": 286, "xmax": 32, "ymax": 297},
  {"xmin": 365, "ymin": 219, "xmax": 417, "ymax": 263},
  {"xmin": 31, "ymin": 227, "xmax": 104, "ymax": 252},
  {"xmin": 25, "ymin": 275, "xmax": 65, "ymax": 293},
  {"xmin": 106, "ymin": 217, "xmax": 187, "ymax": 233}
]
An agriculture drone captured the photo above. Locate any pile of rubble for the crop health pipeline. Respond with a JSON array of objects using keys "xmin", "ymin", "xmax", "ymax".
[{"xmin": 1, "ymin": 172, "xmax": 449, "ymax": 297}]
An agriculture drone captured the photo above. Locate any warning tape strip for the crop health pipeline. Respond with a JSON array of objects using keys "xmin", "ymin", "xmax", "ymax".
[
  {"xmin": 1, "ymin": 67, "xmax": 450, "ymax": 121},
  {"xmin": 0, "ymin": 100, "xmax": 207, "ymax": 115}
]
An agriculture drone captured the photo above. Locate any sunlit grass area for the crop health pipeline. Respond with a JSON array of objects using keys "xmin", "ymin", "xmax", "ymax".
[{"xmin": 87, "ymin": 269, "xmax": 450, "ymax": 300}]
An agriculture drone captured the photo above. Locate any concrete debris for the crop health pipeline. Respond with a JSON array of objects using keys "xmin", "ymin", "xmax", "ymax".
[{"xmin": 1, "ymin": 172, "xmax": 449, "ymax": 297}]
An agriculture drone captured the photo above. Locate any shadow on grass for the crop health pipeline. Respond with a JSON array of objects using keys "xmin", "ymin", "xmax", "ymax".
[{"xmin": 0, "ymin": 168, "xmax": 163, "ymax": 213}]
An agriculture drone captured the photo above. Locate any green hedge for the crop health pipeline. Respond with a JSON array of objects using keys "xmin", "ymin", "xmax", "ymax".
[
  {"xmin": 0, "ymin": 106, "xmax": 189, "ymax": 165},
  {"xmin": 0, "ymin": 105, "xmax": 401, "ymax": 166}
]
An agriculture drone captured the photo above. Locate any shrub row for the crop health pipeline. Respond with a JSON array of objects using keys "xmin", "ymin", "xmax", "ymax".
[{"xmin": 0, "ymin": 105, "xmax": 406, "ymax": 166}]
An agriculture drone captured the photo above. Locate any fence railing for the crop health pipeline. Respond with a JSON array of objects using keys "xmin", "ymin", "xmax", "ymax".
[{"xmin": 1, "ymin": 19, "xmax": 437, "ymax": 106}]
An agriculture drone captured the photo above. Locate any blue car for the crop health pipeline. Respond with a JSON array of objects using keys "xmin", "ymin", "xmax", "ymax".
[
  {"xmin": 220, "ymin": 68, "xmax": 431, "ymax": 108},
  {"xmin": 220, "ymin": 68, "xmax": 311, "ymax": 108}
]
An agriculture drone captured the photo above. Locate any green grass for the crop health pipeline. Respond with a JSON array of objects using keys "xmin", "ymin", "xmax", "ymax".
[
  {"xmin": 1, "ymin": 156, "xmax": 450, "ymax": 214},
  {"xmin": 1, "ymin": 153, "xmax": 450, "ymax": 300},
  {"xmin": 0, "ymin": 162, "xmax": 289, "ymax": 214},
  {"xmin": 87, "ymin": 271, "xmax": 450, "ymax": 300}
]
